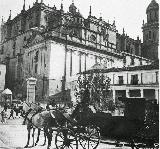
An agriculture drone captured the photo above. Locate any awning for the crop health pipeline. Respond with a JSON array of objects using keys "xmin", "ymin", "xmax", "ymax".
[
  {"xmin": 2, "ymin": 88, "xmax": 12, "ymax": 95},
  {"xmin": 49, "ymin": 89, "xmax": 71, "ymax": 103}
]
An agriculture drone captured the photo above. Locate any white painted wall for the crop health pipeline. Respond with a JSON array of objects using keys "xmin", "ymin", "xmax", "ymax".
[{"xmin": 0, "ymin": 64, "xmax": 6, "ymax": 91}]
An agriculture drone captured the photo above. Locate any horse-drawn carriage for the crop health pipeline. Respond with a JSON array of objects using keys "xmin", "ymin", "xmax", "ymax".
[
  {"xmin": 53, "ymin": 109, "xmax": 101, "ymax": 149},
  {"xmin": 95, "ymin": 97, "xmax": 159, "ymax": 149},
  {"xmin": 22, "ymin": 101, "xmax": 101, "ymax": 149},
  {"xmin": 22, "ymin": 96, "xmax": 159, "ymax": 149}
]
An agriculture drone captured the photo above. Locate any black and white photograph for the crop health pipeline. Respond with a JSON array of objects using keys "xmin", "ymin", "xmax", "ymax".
[{"xmin": 0, "ymin": 0, "xmax": 159, "ymax": 148}]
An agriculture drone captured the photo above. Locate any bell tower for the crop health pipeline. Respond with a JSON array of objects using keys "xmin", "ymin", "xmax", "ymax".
[{"xmin": 142, "ymin": 0, "xmax": 159, "ymax": 60}]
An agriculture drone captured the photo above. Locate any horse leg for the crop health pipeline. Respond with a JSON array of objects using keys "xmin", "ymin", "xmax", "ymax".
[
  {"xmin": 43, "ymin": 128, "xmax": 47, "ymax": 146},
  {"xmin": 45, "ymin": 128, "xmax": 52, "ymax": 149},
  {"xmin": 130, "ymin": 139, "xmax": 136, "ymax": 149},
  {"xmin": 24, "ymin": 128, "xmax": 31, "ymax": 148},
  {"xmin": 32, "ymin": 128, "xmax": 35, "ymax": 147},
  {"xmin": 35, "ymin": 128, "xmax": 40, "ymax": 146}
]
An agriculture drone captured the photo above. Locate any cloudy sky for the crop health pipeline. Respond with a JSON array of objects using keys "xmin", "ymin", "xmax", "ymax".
[{"xmin": 0, "ymin": 0, "xmax": 159, "ymax": 40}]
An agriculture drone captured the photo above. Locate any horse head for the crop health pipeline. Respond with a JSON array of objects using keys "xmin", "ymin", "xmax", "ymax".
[{"xmin": 22, "ymin": 102, "xmax": 31, "ymax": 114}]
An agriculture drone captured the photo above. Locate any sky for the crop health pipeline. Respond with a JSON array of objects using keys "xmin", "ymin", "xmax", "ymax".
[{"xmin": 0, "ymin": 0, "xmax": 159, "ymax": 40}]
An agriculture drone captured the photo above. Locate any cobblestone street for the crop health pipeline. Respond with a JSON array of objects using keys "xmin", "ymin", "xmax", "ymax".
[{"xmin": 0, "ymin": 115, "xmax": 131, "ymax": 149}]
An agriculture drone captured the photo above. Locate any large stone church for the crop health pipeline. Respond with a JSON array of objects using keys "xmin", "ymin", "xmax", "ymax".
[{"xmin": 0, "ymin": 0, "xmax": 158, "ymax": 102}]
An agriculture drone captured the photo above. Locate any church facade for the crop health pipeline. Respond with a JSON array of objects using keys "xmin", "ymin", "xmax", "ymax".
[
  {"xmin": 0, "ymin": 0, "xmax": 153, "ymax": 102},
  {"xmin": 142, "ymin": 0, "xmax": 159, "ymax": 60}
]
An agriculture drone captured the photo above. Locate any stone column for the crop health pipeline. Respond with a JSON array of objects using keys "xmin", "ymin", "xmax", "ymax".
[
  {"xmin": 112, "ymin": 89, "xmax": 116, "ymax": 103},
  {"xmin": 84, "ymin": 54, "xmax": 87, "ymax": 72},
  {"xmin": 26, "ymin": 77, "xmax": 37, "ymax": 103},
  {"xmin": 155, "ymin": 89, "xmax": 159, "ymax": 103},
  {"xmin": 140, "ymin": 89, "xmax": 144, "ymax": 98},
  {"xmin": 79, "ymin": 52, "xmax": 81, "ymax": 73},
  {"xmin": 70, "ymin": 50, "xmax": 72, "ymax": 76},
  {"xmin": 126, "ymin": 89, "xmax": 130, "ymax": 98}
]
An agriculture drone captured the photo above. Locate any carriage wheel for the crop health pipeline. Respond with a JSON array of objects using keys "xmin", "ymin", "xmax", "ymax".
[
  {"xmin": 55, "ymin": 128, "xmax": 78, "ymax": 149},
  {"xmin": 78, "ymin": 125, "xmax": 101, "ymax": 149}
]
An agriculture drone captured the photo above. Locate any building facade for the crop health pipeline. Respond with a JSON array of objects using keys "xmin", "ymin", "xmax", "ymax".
[
  {"xmin": 0, "ymin": 0, "xmax": 153, "ymax": 101},
  {"xmin": 142, "ymin": 0, "xmax": 159, "ymax": 60},
  {"xmin": 116, "ymin": 30, "xmax": 141, "ymax": 56},
  {"xmin": 80, "ymin": 62, "xmax": 159, "ymax": 103}
]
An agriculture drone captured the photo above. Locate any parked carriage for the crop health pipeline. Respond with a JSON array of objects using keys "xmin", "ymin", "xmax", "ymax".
[
  {"xmin": 50, "ymin": 103, "xmax": 101, "ymax": 149},
  {"xmin": 94, "ymin": 97, "xmax": 159, "ymax": 149}
]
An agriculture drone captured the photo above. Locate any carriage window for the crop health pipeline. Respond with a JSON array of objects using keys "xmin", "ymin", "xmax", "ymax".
[
  {"xmin": 118, "ymin": 76, "xmax": 123, "ymax": 85},
  {"xmin": 131, "ymin": 74, "xmax": 138, "ymax": 85}
]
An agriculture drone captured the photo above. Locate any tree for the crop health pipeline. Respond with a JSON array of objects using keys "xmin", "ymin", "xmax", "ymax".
[{"xmin": 74, "ymin": 73, "xmax": 115, "ymax": 112}]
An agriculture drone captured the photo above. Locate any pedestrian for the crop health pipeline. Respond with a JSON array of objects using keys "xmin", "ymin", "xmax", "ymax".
[
  {"xmin": 1, "ymin": 110, "xmax": 7, "ymax": 123},
  {"xmin": 14, "ymin": 105, "xmax": 19, "ymax": 118},
  {"xmin": 8, "ymin": 108, "xmax": 14, "ymax": 119},
  {"xmin": 46, "ymin": 104, "xmax": 50, "ymax": 111},
  {"xmin": 4, "ymin": 103, "xmax": 8, "ymax": 112}
]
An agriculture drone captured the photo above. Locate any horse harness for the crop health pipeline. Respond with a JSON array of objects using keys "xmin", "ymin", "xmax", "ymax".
[{"xmin": 25, "ymin": 108, "xmax": 44, "ymax": 130}]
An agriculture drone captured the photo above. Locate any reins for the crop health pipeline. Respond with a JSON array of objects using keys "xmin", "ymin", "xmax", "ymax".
[{"xmin": 25, "ymin": 109, "xmax": 44, "ymax": 131}]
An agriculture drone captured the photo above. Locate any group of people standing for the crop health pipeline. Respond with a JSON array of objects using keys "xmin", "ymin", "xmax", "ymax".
[{"xmin": 1, "ymin": 103, "xmax": 22, "ymax": 123}]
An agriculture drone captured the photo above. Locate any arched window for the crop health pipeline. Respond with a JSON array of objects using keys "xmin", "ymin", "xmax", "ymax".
[{"xmin": 90, "ymin": 34, "xmax": 96, "ymax": 42}]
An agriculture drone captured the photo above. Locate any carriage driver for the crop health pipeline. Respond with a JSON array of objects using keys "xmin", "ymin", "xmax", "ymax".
[{"xmin": 81, "ymin": 87, "xmax": 90, "ymax": 106}]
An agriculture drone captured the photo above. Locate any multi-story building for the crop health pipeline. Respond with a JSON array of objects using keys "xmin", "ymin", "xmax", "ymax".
[
  {"xmin": 81, "ymin": 62, "xmax": 159, "ymax": 103},
  {"xmin": 142, "ymin": 0, "xmax": 159, "ymax": 60},
  {"xmin": 0, "ymin": 0, "xmax": 153, "ymax": 101}
]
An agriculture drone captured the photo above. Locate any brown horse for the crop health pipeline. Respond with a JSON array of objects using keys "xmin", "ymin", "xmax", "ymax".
[
  {"xmin": 24, "ymin": 109, "xmax": 59, "ymax": 149},
  {"xmin": 22, "ymin": 101, "xmax": 68, "ymax": 149},
  {"xmin": 22, "ymin": 102, "xmax": 56, "ymax": 149}
]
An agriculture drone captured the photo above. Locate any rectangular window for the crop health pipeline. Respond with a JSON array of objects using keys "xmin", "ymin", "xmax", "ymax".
[
  {"xmin": 131, "ymin": 74, "xmax": 138, "ymax": 85},
  {"xmin": 118, "ymin": 76, "xmax": 124, "ymax": 85},
  {"xmin": 140, "ymin": 59, "xmax": 142, "ymax": 65},
  {"xmin": 149, "ymin": 31, "xmax": 151, "ymax": 39},
  {"xmin": 34, "ymin": 51, "xmax": 39, "ymax": 63},
  {"xmin": 1, "ymin": 46, "xmax": 4, "ymax": 54},
  {"xmin": 44, "ymin": 54, "xmax": 46, "ymax": 68},
  {"xmin": 129, "ymin": 90, "xmax": 141, "ymax": 97},
  {"xmin": 0, "ymin": 71, "xmax": 1, "ymax": 75},
  {"xmin": 131, "ymin": 57, "xmax": 134, "ymax": 65},
  {"xmin": 35, "ymin": 64, "xmax": 38, "ymax": 73},
  {"xmin": 123, "ymin": 56, "xmax": 126, "ymax": 64}
]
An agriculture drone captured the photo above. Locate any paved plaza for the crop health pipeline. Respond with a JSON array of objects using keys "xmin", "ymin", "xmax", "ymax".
[{"xmin": 0, "ymin": 113, "xmax": 131, "ymax": 149}]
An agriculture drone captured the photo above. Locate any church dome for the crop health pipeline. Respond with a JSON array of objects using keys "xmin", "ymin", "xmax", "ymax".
[{"xmin": 146, "ymin": 0, "xmax": 159, "ymax": 13}]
